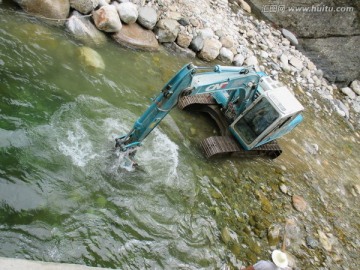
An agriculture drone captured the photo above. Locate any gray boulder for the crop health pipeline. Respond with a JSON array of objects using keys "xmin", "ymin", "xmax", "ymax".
[
  {"xmin": 233, "ymin": 54, "xmax": 245, "ymax": 66},
  {"xmin": 189, "ymin": 35, "xmax": 204, "ymax": 52},
  {"xmin": 13, "ymin": 0, "xmax": 70, "ymax": 20},
  {"xmin": 117, "ymin": 2, "xmax": 138, "ymax": 24},
  {"xmin": 70, "ymin": 0, "xmax": 99, "ymax": 14},
  {"xmin": 198, "ymin": 38, "xmax": 222, "ymax": 62},
  {"xmin": 92, "ymin": 5, "xmax": 122, "ymax": 32},
  {"xmin": 154, "ymin": 19, "xmax": 180, "ymax": 43},
  {"xmin": 245, "ymin": 55, "xmax": 258, "ymax": 66},
  {"xmin": 66, "ymin": 11, "xmax": 107, "ymax": 46},
  {"xmin": 112, "ymin": 23, "xmax": 159, "ymax": 51},
  {"xmin": 218, "ymin": 47, "xmax": 234, "ymax": 63},
  {"xmin": 281, "ymin": 28, "xmax": 298, "ymax": 46},
  {"xmin": 341, "ymin": 87, "xmax": 356, "ymax": 100},
  {"xmin": 137, "ymin": 6, "xmax": 157, "ymax": 30},
  {"xmin": 350, "ymin": 80, "xmax": 360, "ymax": 96}
]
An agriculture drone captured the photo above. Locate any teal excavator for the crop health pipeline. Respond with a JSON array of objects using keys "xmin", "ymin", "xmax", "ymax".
[{"xmin": 115, "ymin": 63, "xmax": 304, "ymax": 159}]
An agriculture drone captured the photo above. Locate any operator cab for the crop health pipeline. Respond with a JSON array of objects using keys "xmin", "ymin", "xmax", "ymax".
[{"xmin": 229, "ymin": 77, "xmax": 304, "ymax": 150}]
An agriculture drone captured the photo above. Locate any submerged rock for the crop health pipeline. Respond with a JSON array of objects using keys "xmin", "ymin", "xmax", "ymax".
[
  {"xmin": 78, "ymin": 46, "xmax": 105, "ymax": 72},
  {"xmin": 292, "ymin": 195, "xmax": 307, "ymax": 212},
  {"xmin": 112, "ymin": 23, "xmax": 159, "ymax": 51}
]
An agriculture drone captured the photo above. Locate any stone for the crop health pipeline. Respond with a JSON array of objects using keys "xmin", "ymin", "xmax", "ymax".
[
  {"xmin": 66, "ymin": 11, "xmax": 107, "ymax": 46},
  {"xmin": 245, "ymin": 55, "xmax": 258, "ymax": 66},
  {"xmin": 267, "ymin": 224, "xmax": 281, "ymax": 246},
  {"xmin": 260, "ymin": 50, "xmax": 268, "ymax": 58},
  {"xmin": 306, "ymin": 235, "xmax": 319, "ymax": 249},
  {"xmin": 334, "ymin": 99, "xmax": 350, "ymax": 118},
  {"xmin": 317, "ymin": 230, "xmax": 332, "ymax": 251},
  {"xmin": 70, "ymin": 0, "xmax": 99, "ymax": 14},
  {"xmin": 162, "ymin": 42, "xmax": 196, "ymax": 58},
  {"xmin": 198, "ymin": 28, "xmax": 214, "ymax": 39},
  {"xmin": 176, "ymin": 33, "xmax": 192, "ymax": 48},
  {"xmin": 289, "ymin": 56, "xmax": 303, "ymax": 70},
  {"xmin": 307, "ymin": 61, "xmax": 316, "ymax": 70},
  {"xmin": 239, "ymin": 0, "xmax": 251, "ymax": 13},
  {"xmin": 279, "ymin": 184, "xmax": 288, "ymax": 194},
  {"xmin": 233, "ymin": 54, "xmax": 245, "ymax": 66},
  {"xmin": 112, "ymin": 23, "xmax": 159, "ymax": 51},
  {"xmin": 15, "ymin": 0, "xmax": 70, "ymax": 20},
  {"xmin": 98, "ymin": 0, "xmax": 110, "ymax": 7},
  {"xmin": 189, "ymin": 35, "xmax": 204, "ymax": 52},
  {"xmin": 292, "ymin": 195, "xmax": 307, "ymax": 212},
  {"xmin": 78, "ymin": 46, "xmax": 105, "ymax": 72},
  {"xmin": 137, "ymin": 6, "xmax": 157, "ymax": 30},
  {"xmin": 167, "ymin": 11, "xmax": 182, "ymax": 20},
  {"xmin": 198, "ymin": 38, "xmax": 222, "ymax": 61},
  {"xmin": 218, "ymin": 47, "xmax": 234, "ymax": 63},
  {"xmin": 154, "ymin": 19, "xmax": 180, "ymax": 43},
  {"xmin": 350, "ymin": 80, "xmax": 360, "ymax": 95},
  {"xmin": 279, "ymin": 54, "xmax": 288, "ymax": 65},
  {"xmin": 220, "ymin": 36, "xmax": 234, "ymax": 48},
  {"xmin": 92, "ymin": 5, "xmax": 122, "ymax": 32},
  {"xmin": 221, "ymin": 227, "xmax": 232, "ymax": 244},
  {"xmin": 117, "ymin": 2, "xmax": 138, "ymax": 24},
  {"xmin": 178, "ymin": 18, "xmax": 190, "ymax": 26},
  {"xmin": 281, "ymin": 28, "xmax": 298, "ymax": 45},
  {"xmin": 341, "ymin": 87, "xmax": 356, "ymax": 99}
]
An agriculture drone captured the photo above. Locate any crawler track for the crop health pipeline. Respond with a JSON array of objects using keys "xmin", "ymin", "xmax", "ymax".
[{"xmin": 178, "ymin": 94, "xmax": 282, "ymax": 159}]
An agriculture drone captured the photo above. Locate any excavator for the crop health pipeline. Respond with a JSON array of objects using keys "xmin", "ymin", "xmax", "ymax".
[{"xmin": 115, "ymin": 63, "xmax": 304, "ymax": 159}]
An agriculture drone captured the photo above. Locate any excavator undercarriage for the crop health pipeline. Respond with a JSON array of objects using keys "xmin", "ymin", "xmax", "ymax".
[{"xmin": 178, "ymin": 94, "xmax": 282, "ymax": 159}]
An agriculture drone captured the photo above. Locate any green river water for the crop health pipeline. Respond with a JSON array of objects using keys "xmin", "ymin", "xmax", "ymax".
[{"xmin": 0, "ymin": 5, "xmax": 359, "ymax": 270}]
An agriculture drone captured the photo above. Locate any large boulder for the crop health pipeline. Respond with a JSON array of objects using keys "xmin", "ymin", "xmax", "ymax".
[
  {"xmin": 137, "ymin": 6, "xmax": 157, "ymax": 30},
  {"xmin": 116, "ymin": 2, "xmax": 138, "ymax": 24},
  {"xmin": 13, "ymin": 0, "xmax": 70, "ymax": 20},
  {"xmin": 70, "ymin": 0, "xmax": 99, "ymax": 14},
  {"xmin": 198, "ymin": 38, "xmax": 222, "ymax": 61},
  {"xmin": 92, "ymin": 5, "xmax": 122, "ymax": 32},
  {"xmin": 112, "ymin": 23, "xmax": 159, "ymax": 51},
  {"xmin": 66, "ymin": 11, "xmax": 107, "ymax": 46},
  {"xmin": 154, "ymin": 19, "xmax": 180, "ymax": 43}
]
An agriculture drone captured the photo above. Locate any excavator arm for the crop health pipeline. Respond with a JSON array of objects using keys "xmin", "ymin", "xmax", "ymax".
[{"xmin": 115, "ymin": 63, "xmax": 261, "ymax": 151}]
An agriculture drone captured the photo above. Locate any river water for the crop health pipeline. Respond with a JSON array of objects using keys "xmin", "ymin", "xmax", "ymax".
[{"xmin": 0, "ymin": 5, "xmax": 359, "ymax": 270}]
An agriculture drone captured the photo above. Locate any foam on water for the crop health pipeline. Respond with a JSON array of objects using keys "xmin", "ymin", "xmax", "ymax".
[
  {"xmin": 58, "ymin": 120, "xmax": 97, "ymax": 167},
  {"xmin": 43, "ymin": 95, "xmax": 180, "ymax": 176}
]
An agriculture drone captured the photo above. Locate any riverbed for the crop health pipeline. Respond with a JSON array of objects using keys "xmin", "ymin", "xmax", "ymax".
[{"xmin": 0, "ymin": 4, "xmax": 359, "ymax": 270}]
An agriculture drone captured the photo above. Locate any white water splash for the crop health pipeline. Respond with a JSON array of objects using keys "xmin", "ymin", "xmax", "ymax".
[{"xmin": 58, "ymin": 120, "xmax": 97, "ymax": 167}]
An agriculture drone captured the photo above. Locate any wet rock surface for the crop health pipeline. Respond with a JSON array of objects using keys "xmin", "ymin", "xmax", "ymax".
[{"xmin": 112, "ymin": 22, "xmax": 159, "ymax": 51}]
